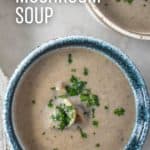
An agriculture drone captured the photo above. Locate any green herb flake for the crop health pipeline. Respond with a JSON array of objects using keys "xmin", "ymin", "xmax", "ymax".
[
  {"xmin": 58, "ymin": 95, "xmax": 68, "ymax": 98},
  {"xmin": 48, "ymin": 100, "xmax": 53, "ymax": 108},
  {"xmin": 83, "ymin": 67, "xmax": 89, "ymax": 76},
  {"xmin": 83, "ymin": 111, "xmax": 90, "ymax": 117},
  {"xmin": 53, "ymin": 148, "xmax": 58, "ymax": 150},
  {"xmin": 77, "ymin": 126, "xmax": 88, "ymax": 139},
  {"xmin": 51, "ymin": 87, "xmax": 56, "ymax": 90},
  {"xmin": 65, "ymin": 75, "xmax": 87, "ymax": 96},
  {"xmin": 116, "ymin": 0, "xmax": 134, "ymax": 4},
  {"xmin": 71, "ymin": 68, "xmax": 76, "ymax": 72},
  {"xmin": 92, "ymin": 120, "xmax": 99, "ymax": 127},
  {"xmin": 80, "ymin": 93, "xmax": 99, "ymax": 107},
  {"xmin": 51, "ymin": 104, "xmax": 74, "ymax": 130},
  {"xmin": 104, "ymin": 105, "xmax": 109, "ymax": 110},
  {"xmin": 32, "ymin": 100, "xmax": 36, "ymax": 104},
  {"xmin": 92, "ymin": 108, "xmax": 95, "ymax": 118},
  {"xmin": 114, "ymin": 107, "xmax": 125, "ymax": 116},
  {"xmin": 95, "ymin": 143, "xmax": 100, "ymax": 148},
  {"xmin": 65, "ymin": 75, "xmax": 100, "ymax": 107},
  {"xmin": 125, "ymin": 0, "xmax": 134, "ymax": 4},
  {"xmin": 68, "ymin": 53, "xmax": 73, "ymax": 64}
]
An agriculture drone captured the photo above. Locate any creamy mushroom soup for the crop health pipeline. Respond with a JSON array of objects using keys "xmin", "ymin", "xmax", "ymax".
[
  {"xmin": 13, "ymin": 48, "xmax": 135, "ymax": 150},
  {"xmin": 96, "ymin": 0, "xmax": 150, "ymax": 34}
]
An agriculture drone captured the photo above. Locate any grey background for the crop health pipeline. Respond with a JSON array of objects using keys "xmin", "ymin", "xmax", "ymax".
[{"xmin": 0, "ymin": 1, "xmax": 150, "ymax": 149}]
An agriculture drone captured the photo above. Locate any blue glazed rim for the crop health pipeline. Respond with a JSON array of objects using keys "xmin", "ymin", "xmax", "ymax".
[{"xmin": 3, "ymin": 36, "xmax": 150, "ymax": 150}]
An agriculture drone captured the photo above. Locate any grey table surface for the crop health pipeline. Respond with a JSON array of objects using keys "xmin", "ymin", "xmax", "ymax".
[{"xmin": 0, "ymin": 1, "xmax": 150, "ymax": 149}]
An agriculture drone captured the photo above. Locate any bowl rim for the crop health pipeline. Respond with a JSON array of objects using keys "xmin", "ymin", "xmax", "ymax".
[
  {"xmin": 3, "ymin": 36, "xmax": 150, "ymax": 150},
  {"xmin": 86, "ymin": 2, "xmax": 150, "ymax": 40}
]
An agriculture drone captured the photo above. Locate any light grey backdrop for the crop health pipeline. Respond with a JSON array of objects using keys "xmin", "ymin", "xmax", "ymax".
[{"xmin": 0, "ymin": 1, "xmax": 150, "ymax": 149}]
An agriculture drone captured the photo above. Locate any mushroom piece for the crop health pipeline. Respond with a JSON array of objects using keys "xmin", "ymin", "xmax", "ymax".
[{"xmin": 75, "ymin": 104, "xmax": 90, "ymax": 125}]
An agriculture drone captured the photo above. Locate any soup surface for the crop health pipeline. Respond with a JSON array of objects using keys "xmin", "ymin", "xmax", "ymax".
[
  {"xmin": 96, "ymin": 0, "xmax": 150, "ymax": 34},
  {"xmin": 13, "ymin": 48, "xmax": 135, "ymax": 150}
]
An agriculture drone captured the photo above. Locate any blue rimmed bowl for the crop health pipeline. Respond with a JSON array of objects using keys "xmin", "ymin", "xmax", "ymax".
[{"xmin": 3, "ymin": 36, "xmax": 150, "ymax": 150}]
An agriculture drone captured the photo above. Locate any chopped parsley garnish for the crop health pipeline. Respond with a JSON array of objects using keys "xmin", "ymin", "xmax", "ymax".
[
  {"xmin": 83, "ymin": 67, "xmax": 89, "ymax": 76},
  {"xmin": 92, "ymin": 120, "xmax": 99, "ymax": 127},
  {"xmin": 68, "ymin": 53, "xmax": 73, "ymax": 64},
  {"xmin": 125, "ymin": 0, "xmax": 134, "ymax": 4},
  {"xmin": 114, "ymin": 107, "xmax": 125, "ymax": 116},
  {"xmin": 51, "ymin": 87, "xmax": 56, "ymax": 90},
  {"xmin": 91, "ymin": 108, "xmax": 95, "ymax": 118},
  {"xmin": 32, "ymin": 100, "xmax": 36, "ymax": 104},
  {"xmin": 65, "ymin": 75, "xmax": 99, "ymax": 107},
  {"xmin": 49, "ymin": 75, "xmax": 100, "ymax": 136},
  {"xmin": 53, "ymin": 148, "xmax": 58, "ymax": 150},
  {"xmin": 95, "ymin": 143, "xmax": 100, "ymax": 148},
  {"xmin": 80, "ymin": 92, "xmax": 99, "ymax": 107},
  {"xmin": 58, "ymin": 95, "xmax": 68, "ymax": 98},
  {"xmin": 77, "ymin": 126, "xmax": 88, "ymax": 139},
  {"xmin": 51, "ymin": 104, "xmax": 74, "ymax": 130},
  {"xmin": 83, "ymin": 111, "xmax": 90, "ymax": 117},
  {"xmin": 104, "ymin": 105, "xmax": 109, "ymax": 110},
  {"xmin": 65, "ymin": 75, "xmax": 87, "ymax": 96},
  {"xmin": 116, "ymin": 0, "xmax": 134, "ymax": 4},
  {"xmin": 71, "ymin": 68, "xmax": 76, "ymax": 72},
  {"xmin": 48, "ymin": 99, "xmax": 53, "ymax": 108}
]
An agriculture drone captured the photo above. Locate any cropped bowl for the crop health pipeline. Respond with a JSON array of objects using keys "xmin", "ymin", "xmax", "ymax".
[{"xmin": 86, "ymin": 2, "xmax": 150, "ymax": 40}]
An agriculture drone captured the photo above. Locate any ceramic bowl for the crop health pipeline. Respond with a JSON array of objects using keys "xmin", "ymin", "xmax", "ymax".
[
  {"xmin": 86, "ymin": 1, "xmax": 150, "ymax": 40},
  {"xmin": 3, "ymin": 36, "xmax": 150, "ymax": 150}
]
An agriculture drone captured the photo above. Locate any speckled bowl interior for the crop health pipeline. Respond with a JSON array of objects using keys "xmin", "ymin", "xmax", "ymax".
[{"xmin": 4, "ymin": 36, "xmax": 150, "ymax": 150}]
